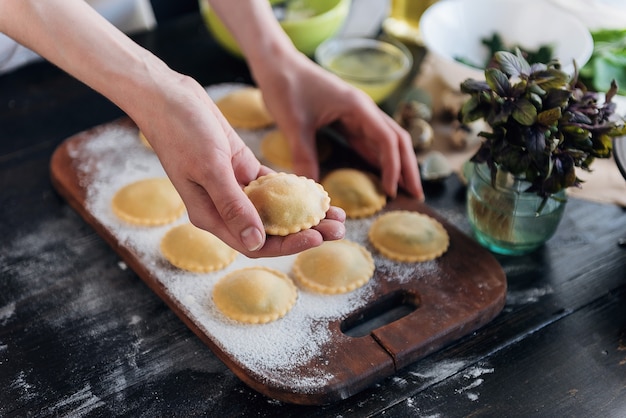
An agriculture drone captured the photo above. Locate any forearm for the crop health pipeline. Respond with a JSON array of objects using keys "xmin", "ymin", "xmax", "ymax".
[
  {"xmin": 0, "ymin": 0, "xmax": 185, "ymax": 125},
  {"xmin": 206, "ymin": 0, "xmax": 301, "ymax": 82}
]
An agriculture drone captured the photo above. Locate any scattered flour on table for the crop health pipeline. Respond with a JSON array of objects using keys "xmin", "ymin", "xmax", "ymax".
[
  {"xmin": 43, "ymin": 384, "xmax": 105, "ymax": 417},
  {"xmin": 456, "ymin": 365, "xmax": 494, "ymax": 402},
  {"xmin": 410, "ymin": 359, "xmax": 494, "ymax": 402},
  {"xmin": 74, "ymin": 83, "xmax": 441, "ymax": 389},
  {"xmin": 10, "ymin": 371, "xmax": 36, "ymax": 402},
  {"xmin": 506, "ymin": 286, "xmax": 554, "ymax": 305},
  {"xmin": 410, "ymin": 359, "xmax": 470, "ymax": 382},
  {"xmin": 0, "ymin": 301, "xmax": 16, "ymax": 325}
]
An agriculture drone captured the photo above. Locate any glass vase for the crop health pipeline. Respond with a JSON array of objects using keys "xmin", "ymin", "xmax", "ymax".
[{"xmin": 466, "ymin": 163, "xmax": 567, "ymax": 255}]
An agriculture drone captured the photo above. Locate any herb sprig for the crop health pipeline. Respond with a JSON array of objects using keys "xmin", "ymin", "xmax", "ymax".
[{"xmin": 460, "ymin": 50, "xmax": 626, "ymax": 198}]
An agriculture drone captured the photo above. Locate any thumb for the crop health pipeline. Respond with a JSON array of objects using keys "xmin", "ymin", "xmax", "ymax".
[
  {"xmin": 215, "ymin": 178, "xmax": 266, "ymax": 252},
  {"xmin": 185, "ymin": 168, "xmax": 266, "ymax": 253}
]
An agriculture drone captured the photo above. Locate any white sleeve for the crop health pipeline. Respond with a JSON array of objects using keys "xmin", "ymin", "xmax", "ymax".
[
  {"xmin": 89, "ymin": 0, "xmax": 156, "ymax": 33},
  {"xmin": 0, "ymin": 0, "xmax": 156, "ymax": 74}
]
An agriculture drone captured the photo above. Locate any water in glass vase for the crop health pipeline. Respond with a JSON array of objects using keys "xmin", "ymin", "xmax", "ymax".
[{"xmin": 466, "ymin": 163, "xmax": 567, "ymax": 255}]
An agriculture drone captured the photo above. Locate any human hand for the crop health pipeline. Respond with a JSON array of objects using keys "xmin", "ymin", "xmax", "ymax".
[
  {"xmin": 135, "ymin": 76, "xmax": 345, "ymax": 258},
  {"xmin": 251, "ymin": 50, "xmax": 425, "ymax": 201}
]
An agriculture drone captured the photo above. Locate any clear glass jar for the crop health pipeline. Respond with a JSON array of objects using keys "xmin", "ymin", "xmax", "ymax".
[{"xmin": 466, "ymin": 163, "xmax": 567, "ymax": 255}]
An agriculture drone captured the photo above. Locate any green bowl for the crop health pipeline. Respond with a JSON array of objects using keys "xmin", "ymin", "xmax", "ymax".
[{"xmin": 199, "ymin": 0, "xmax": 351, "ymax": 58}]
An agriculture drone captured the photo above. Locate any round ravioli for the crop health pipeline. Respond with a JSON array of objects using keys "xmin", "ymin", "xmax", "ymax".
[
  {"xmin": 111, "ymin": 178, "xmax": 185, "ymax": 226},
  {"xmin": 244, "ymin": 172, "xmax": 330, "ymax": 236},
  {"xmin": 321, "ymin": 168, "xmax": 386, "ymax": 218},
  {"xmin": 260, "ymin": 129, "xmax": 332, "ymax": 170},
  {"xmin": 160, "ymin": 223, "xmax": 237, "ymax": 273},
  {"xmin": 368, "ymin": 210, "xmax": 449, "ymax": 262},
  {"xmin": 292, "ymin": 240, "xmax": 374, "ymax": 294},
  {"xmin": 212, "ymin": 267, "xmax": 298, "ymax": 324},
  {"xmin": 215, "ymin": 87, "xmax": 274, "ymax": 129},
  {"xmin": 260, "ymin": 130, "xmax": 293, "ymax": 169}
]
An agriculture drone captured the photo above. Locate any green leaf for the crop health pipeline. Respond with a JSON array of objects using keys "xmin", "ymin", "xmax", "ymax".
[
  {"xmin": 460, "ymin": 79, "xmax": 490, "ymax": 94},
  {"xmin": 528, "ymin": 83, "xmax": 546, "ymax": 97},
  {"xmin": 485, "ymin": 68, "xmax": 510, "ymax": 96},
  {"xmin": 499, "ymin": 147, "xmax": 530, "ymax": 174},
  {"xmin": 525, "ymin": 126, "xmax": 547, "ymax": 157},
  {"xmin": 487, "ymin": 101, "xmax": 514, "ymax": 126},
  {"xmin": 495, "ymin": 51, "xmax": 530, "ymax": 78},
  {"xmin": 537, "ymin": 107, "xmax": 561, "ymax": 127},
  {"xmin": 512, "ymin": 98, "xmax": 537, "ymax": 126},
  {"xmin": 592, "ymin": 134, "xmax": 613, "ymax": 158},
  {"xmin": 531, "ymin": 69, "xmax": 570, "ymax": 90},
  {"xmin": 543, "ymin": 89, "xmax": 571, "ymax": 109},
  {"xmin": 460, "ymin": 96, "xmax": 483, "ymax": 123}
]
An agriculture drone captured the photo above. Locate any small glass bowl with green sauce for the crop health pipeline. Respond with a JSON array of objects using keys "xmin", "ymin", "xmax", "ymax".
[{"xmin": 315, "ymin": 37, "xmax": 413, "ymax": 104}]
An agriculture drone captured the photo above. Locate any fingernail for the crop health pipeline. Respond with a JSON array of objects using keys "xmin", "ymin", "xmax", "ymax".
[{"xmin": 241, "ymin": 226, "xmax": 264, "ymax": 251}]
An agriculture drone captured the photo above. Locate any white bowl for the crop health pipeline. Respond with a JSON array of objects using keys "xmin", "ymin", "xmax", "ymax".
[{"xmin": 419, "ymin": 0, "xmax": 594, "ymax": 91}]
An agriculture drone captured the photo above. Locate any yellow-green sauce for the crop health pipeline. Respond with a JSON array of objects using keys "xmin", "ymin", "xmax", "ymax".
[{"xmin": 326, "ymin": 46, "xmax": 409, "ymax": 103}]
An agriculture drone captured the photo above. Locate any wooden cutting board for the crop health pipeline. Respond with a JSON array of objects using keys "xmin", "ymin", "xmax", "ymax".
[{"xmin": 49, "ymin": 117, "xmax": 506, "ymax": 405}]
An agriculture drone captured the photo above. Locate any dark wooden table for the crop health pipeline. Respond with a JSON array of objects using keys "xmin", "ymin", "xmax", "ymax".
[{"xmin": 2, "ymin": 13, "xmax": 626, "ymax": 418}]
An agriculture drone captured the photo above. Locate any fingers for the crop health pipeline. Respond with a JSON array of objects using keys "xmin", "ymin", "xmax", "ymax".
[
  {"xmin": 183, "ymin": 142, "xmax": 346, "ymax": 257},
  {"xmin": 290, "ymin": 140, "xmax": 320, "ymax": 181},
  {"xmin": 339, "ymin": 106, "xmax": 424, "ymax": 200},
  {"xmin": 311, "ymin": 206, "xmax": 346, "ymax": 241},
  {"xmin": 178, "ymin": 175, "xmax": 264, "ymax": 253},
  {"xmin": 241, "ymin": 206, "xmax": 346, "ymax": 258},
  {"xmin": 278, "ymin": 118, "xmax": 321, "ymax": 181},
  {"xmin": 383, "ymin": 113, "xmax": 425, "ymax": 201}
]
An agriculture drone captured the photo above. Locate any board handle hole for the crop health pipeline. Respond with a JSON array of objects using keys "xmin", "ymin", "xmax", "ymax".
[{"xmin": 340, "ymin": 290, "xmax": 420, "ymax": 338}]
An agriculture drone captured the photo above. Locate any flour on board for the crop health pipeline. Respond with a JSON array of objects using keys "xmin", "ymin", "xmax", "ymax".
[{"xmin": 73, "ymin": 83, "xmax": 442, "ymax": 390}]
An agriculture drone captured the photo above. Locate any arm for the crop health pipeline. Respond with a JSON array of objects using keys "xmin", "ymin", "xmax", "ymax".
[
  {"xmin": 208, "ymin": 0, "xmax": 424, "ymax": 200},
  {"xmin": 0, "ymin": 0, "xmax": 345, "ymax": 257}
]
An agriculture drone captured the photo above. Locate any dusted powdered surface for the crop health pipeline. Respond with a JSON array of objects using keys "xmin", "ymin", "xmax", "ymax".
[
  {"xmin": 292, "ymin": 240, "xmax": 374, "ymax": 294},
  {"xmin": 212, "ymin": 267, "xmax": 298, "ymax": 324},
  {"xmin": 64, "ymin": 83, "xmax": 458, "ymax": 393},
  {"xmin": 368, "ymin": 210, "xmax": 450, "ymax": 262},
  {"xmin": 321, "ymin": 168, "xmax": 387, "ymax": 219},
  {"xmin": 111, "ymin": 177, "xmax": 185, "ymax": 226},
  {"xmin": 160, "ymin": 223, "xmax": 238, "ymax": 273},
  {"xmin": 244, "ymin": 172, "xmax": 330, "ymax": 236},
  {"xmin": 215, "ymin": 86, "xmax": 274, "ymax": 129}
]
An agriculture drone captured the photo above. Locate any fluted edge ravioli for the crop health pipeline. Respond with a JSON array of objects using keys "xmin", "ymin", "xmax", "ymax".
[
  {"xmin": 160, "ymin": 223, "xmax": 237, "ymax": 273},
  {"xmin": 244, "ymin": 172, "xmax": 331, "ymax": 236},
  {"xmin": 111, "ymin": 177, "xmax": 185, "ymax": 226},
  {"xmin": 368, "ymin": 210, "xmax": 450, "ymax": 262},
  {"xmin": 321, "ymin": 168, "xmax": 386, "ymax": 219},
  {"xmin": 292, "ymin": 240, "xmax": 374, "ymax": 294},
  {"xmin": 212, "ymin": 267, "xmax": 298, "ymax": 324}
]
